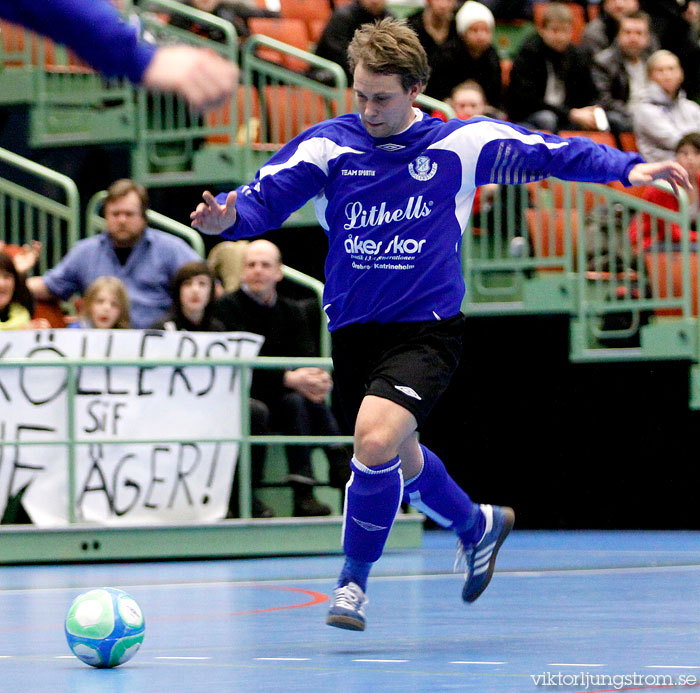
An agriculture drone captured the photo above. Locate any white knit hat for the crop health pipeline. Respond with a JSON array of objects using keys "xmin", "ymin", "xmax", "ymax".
[{"xmin": 455, "ymin": 1, "xmax": 495, "ymax": 34}]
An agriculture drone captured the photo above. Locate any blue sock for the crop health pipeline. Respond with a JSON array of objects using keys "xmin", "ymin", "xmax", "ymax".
[
  {"xmin": 403, "ymin": 445, "xmax": 484, "ymax": 545},
  {"xmin": 338, "ymin": 455, "xmax": 403, "ymax": 591}
]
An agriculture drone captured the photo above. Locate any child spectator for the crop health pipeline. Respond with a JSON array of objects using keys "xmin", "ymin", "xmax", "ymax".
[
  {"xmin": 71, "ymin": 276, "xmax": 131, "ymax": 329},
  {"xmin": 151, "ymin": 261, "xmax": 225, "ymax": 331},
  {"xmin": 0, "ymin": 250, "xmax": 35, "ymax": 330},
  {"xmin": 628, "ymin": 132, "xmax": 700, "ymax": 250}
]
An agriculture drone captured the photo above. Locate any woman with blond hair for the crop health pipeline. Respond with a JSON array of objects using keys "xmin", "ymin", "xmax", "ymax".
[{"xmin": 634, "ymin": 49, "xmax": 700, "ymax": 161}]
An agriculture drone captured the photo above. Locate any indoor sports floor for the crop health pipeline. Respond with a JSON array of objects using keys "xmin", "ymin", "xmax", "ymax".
[{"xmin": 2, "ymin": 529, "xmax": 700, "ymax": 693}]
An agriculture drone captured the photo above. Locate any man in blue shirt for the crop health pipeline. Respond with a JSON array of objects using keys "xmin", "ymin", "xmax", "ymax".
[
  {"xmin": 191, "ymin": 18, "xmax": 689, "ymax": 631},
  {"xmin": 28, "ymin": 179, "xmax": 200, "ymax": 329}
]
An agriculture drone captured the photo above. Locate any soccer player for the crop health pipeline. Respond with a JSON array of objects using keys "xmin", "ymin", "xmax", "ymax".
[
  {"xmin": 0, "ymin": 0, "xmax": 237, "ymax": 111},
  {"xmin": 191, "ymin": 18, "xmax": 689, "ymax": 631}
]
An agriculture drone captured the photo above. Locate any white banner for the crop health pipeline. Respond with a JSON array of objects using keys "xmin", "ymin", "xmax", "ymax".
[{"xmin": 0, "ymin": 329, "xmax": 263, "ymax": 527}]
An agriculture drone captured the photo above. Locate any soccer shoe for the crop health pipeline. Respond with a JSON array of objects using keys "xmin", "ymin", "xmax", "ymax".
[
  {"xmin": 326, "ymin": 582, "xmax": 368, "ymax": 631},
  {"xmin": 456, "ymin": 504, "xmax": 515, "ymax": 603}
]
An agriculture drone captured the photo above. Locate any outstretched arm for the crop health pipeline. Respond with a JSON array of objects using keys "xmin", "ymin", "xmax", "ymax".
[
  {"xmin": 627, "ymin": 160, "xmax": 691, "ymax": 195},
  {"xmin": 1, "ymin": 0, "xmax": 237, "ymax": 110},
  {"xmin": 190, "ymin": 190, "xmax": 238, "ymax": 235}
]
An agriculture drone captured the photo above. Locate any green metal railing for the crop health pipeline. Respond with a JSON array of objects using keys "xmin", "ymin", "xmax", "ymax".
[
  {"xmin": 0, "ymin": 146, "xmax": 80, "ymax": 272},
  {"xmin": 571, "ymin": 181, "xmax": 694, "ymax": 359},
  {"xmin": 132, "ymin": 0, "xmax": 242, "ymax": 186},
  {"xmin": 29, "ymin": 42, "xmax": 135, "ymax": 147},
  {"xmin": 0, "ymin": 354, "xmax": 351, "ymax": 524}
]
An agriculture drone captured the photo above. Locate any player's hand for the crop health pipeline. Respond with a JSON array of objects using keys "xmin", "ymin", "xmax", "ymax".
[
  {"xmin": 190, "ymin": 190, "xmax": 238, "ymax": 235},
  {"xmin": 628, "ymin": 161, "xmax": 691, "ymax": 195},
  {"xmin": 284, "ymin": 367, "xmax": 332, "ymax": 403},
  {"xmin": 142, "ymin": 45, "xmax": 238, "ymax": 111}
]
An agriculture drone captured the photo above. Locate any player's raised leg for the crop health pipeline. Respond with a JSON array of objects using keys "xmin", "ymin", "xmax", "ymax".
[{"xmin": 401, "ymin": 439, "xmax": 514, "ymax": 604}]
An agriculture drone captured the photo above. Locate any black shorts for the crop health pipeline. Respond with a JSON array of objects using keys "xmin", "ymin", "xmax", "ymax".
[{"xmin": 330, "ymin": 314, "xmax": 465, "ymax": 430}]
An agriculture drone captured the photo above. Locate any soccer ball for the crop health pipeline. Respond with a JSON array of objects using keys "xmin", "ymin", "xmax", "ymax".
[{"xmin": 64, "ymin": 587, "xmax": 145, "ymax": 668}]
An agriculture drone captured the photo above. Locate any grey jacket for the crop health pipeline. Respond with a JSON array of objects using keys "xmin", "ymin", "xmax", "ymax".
[{"xmin": 633, "ymin": 81, "xmax": 700, "ymax": 161}]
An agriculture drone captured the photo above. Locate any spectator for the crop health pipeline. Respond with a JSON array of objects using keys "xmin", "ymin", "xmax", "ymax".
[
  {"xmin": 212, "ymin": 239, "xmax": 351, "ymax": 517},
  {"xmin": 151, "ymin": 261, "xmax": 225, "ymax": 331},
  {"xmin": 148, "ymin": 260, "xmax": 273, "ymax": 517},
  {"xmin": 446, "ymin": 77, "xmax": 504, "ymax": 121},
  {"xmin": 638, "ymin": 0, "xmax": 700, "ymax": 99},
  {"xmin": 426, "ymin": 1, "xmax": 502, "ymax": 109},
  {"xmin": 168, "ymin": 0, "xmax": 279, "ymax": 42},
  {"xmin": 0, "ymin": 250, "xmax": 35, "ymax": 330},
  {"xmin": 27, "ymin": 179, "xmax": 200, "ymax": 329},
  {"xmin": 314, "ymin": 0, "xmax": 392, "ymax": 82},
  {"xmin": 628, "ymin": 131, "xmax": 700, "ymax": 250},
  {"xmin": 69, "ymin": 276, "xmax": 131, "ymax": 329},
  {"xmin": 581, "ymin": 0, "xmax": 657, "ymax": 56},
  {"xmin": 591, "ymin": 11, "xmax": 653, "ymax": 138},
  {"xmin": 207, "ymin": 240, "xmax": 250, "ymax": 294},
  {"xmin": 506, "ymin": 2, "xmax": 604, "ymax": 132},
  {"xmin": 406, "ymin": 0, "xmax": 459, "ymax": 74},
  {"xmin": 633, "ymin": 50, "xmax": 700, "ymax": 162}
]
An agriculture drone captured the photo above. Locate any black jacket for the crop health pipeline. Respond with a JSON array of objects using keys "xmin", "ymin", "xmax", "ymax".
[
  {"xmin": 426, "ymin": 39, "xmax": 503, "ymax": 108},
  {"xmin": 506, "ymin": 33, "xmax": 598, "ymax": 123},
  {"xmin": 211, "ymin": 289, "xmax": 316, "ymax": 403}
]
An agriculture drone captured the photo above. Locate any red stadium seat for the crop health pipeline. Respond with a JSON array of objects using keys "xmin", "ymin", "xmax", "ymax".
[{"xmin": 248, "ymin": 17, "xmax": 311, "ymax": 72}]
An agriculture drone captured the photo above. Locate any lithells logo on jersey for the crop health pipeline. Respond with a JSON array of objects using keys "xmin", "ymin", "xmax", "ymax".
[{"xmin": 408, "ymin": 155, "xmax": 437, "ymax": 181}]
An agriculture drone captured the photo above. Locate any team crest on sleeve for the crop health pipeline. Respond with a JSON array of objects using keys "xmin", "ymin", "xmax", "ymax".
[{"xmin": 408, "ymin": 155, "xmax": 437, "ymax": 181}]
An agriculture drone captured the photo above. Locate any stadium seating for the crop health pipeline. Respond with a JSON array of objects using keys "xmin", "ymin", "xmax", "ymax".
[{"xmin": 248, "ymin": 17, "xmax": 311, "ymax": 72}]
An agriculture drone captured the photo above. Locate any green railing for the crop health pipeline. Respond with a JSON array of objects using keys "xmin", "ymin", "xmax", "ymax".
[
  {"xmin": 29, "ymin": 42, "xmax": 135, "ymax": 147},
  {"xmin": 132, "ymin": 0, "xmax": 242, "ymax": 186},
  {"xmin": 0, "ymin": 18, "xmax": 36, "ymax": 104},
  {"xmin": 0, "ymin": 145, "xmax": 80, "ymax": 272},
  {"xmin": 571, "ymin": 181, "xmax": 695, "ymax": 360}
]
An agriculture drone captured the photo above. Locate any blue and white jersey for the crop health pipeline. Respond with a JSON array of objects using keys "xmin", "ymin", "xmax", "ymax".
[{"xmin": 219, "ymin": 110, "xmax": 643, "ymax": 331}]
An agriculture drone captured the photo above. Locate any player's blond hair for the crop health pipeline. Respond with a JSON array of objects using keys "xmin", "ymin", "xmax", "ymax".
[{"xmin": 347, "ymin": 18, "xmax": 430, "ymax": 92}]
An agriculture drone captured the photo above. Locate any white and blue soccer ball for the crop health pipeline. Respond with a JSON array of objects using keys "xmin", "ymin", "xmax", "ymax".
[{"xmin": 64, "ymin": 587, "xmax": 145, "ymax": 668}]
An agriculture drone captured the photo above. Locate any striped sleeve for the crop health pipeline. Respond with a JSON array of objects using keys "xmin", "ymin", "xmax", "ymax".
[{"xmin": 434, "ymin": 118, "xmax": 643, "ymax": 190}]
